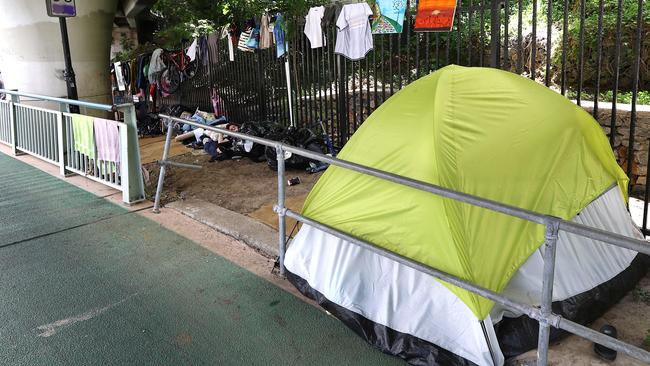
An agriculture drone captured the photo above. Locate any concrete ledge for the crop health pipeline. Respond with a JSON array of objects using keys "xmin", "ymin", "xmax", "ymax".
[{"xmin": 167, "ymin": 199, "xmax": 279, "ymax": 258}]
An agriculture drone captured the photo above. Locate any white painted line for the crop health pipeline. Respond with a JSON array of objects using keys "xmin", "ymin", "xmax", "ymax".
[{"xmin": 35, "ymin": 293, "xmax": 138, "ymax": 338}]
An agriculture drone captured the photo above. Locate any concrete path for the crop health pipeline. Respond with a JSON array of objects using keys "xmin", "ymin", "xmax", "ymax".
[{"xmin": 0, "ymin": 153, "xmax": 402, "ymax": 366}]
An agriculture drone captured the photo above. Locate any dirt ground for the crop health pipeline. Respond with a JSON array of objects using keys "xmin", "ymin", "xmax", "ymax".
[
  {"xmin": 139, "ymin": 136, "xmax": 189, "ymax": 164},
  {"xmin": 143, "ymin": 150, "xmax": 321, "ymax": 217}
]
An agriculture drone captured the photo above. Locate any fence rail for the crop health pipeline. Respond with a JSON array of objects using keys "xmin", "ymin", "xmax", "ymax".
[
  {"xmin": 0, "ymin": 89, "xmax": 145, "ymax": 204},
  {"xmin": 0, "ymin": 100, "xmax": 12, "ymax": 145},
  {"xmin": 15, "ymin": 103, "xmax": 60, "ymax": 165},
  {"xmin": 154, "ymin": 113, "xmax": 650, "ymax": 365}
]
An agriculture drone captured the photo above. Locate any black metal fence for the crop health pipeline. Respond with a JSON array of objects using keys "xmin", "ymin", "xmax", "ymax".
[
  {"xmin": 160, "ymin": 0, "xmax": 648, "ymax": 224},
  {"xmin": 162, "ymin": 1, "xmax": 647, "ymax": 140}
]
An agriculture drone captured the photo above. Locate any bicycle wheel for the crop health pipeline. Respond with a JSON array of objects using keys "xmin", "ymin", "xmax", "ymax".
[
  {"xmin": 161, "ymin": 66, "xmax": 181, "ymax": 94},
  {"xmin": 184, "ymin": 61, "xmax": 198, "ymax": 79}
]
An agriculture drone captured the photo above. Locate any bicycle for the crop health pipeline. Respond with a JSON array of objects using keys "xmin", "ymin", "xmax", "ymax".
[{"xmin": 160, "ymin": 48, "xmax": 198, "ymax": 95}]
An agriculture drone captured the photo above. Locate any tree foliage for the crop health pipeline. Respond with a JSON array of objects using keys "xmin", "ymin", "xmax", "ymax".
[{"xmin": 151, "ymin": 0, "xmax": 326, "ymax": 48}]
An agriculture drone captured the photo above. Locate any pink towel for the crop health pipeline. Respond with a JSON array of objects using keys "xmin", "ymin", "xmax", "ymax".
[{"xmin": 93, "ymin": 118, "xmax": 121, "ymax": 163}]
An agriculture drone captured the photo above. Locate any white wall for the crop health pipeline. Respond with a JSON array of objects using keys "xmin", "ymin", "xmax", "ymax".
[{"xmin": 0, "ymin": 0, "xmax": 118, "ymax": 105}]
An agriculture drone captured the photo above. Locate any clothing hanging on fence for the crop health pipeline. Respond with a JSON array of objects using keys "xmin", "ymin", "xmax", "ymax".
[
  {"xmin": 71, "ymin": 114, "xmax": 95, "ymax": 160},
  {"xmin": 150, "ymin": 83, "xmax": 157, "ymax": 111},
  {"xmin": 221, "ymin": 25, "xmax": 229, "ymax": 39},
  {"xmin": 199, "ymin": 36, "xmax": 209, "ymax": 66},
  {"xmin": 208, "ymin": 31, "xmax": 220, "ymax": 52},
  {"xmin": 221, "ymin": 26, "xmax": 236, "ymax": 62},
  {"xmin": 259, "ymin": 14, "xmax": 273, "ymax": 49},
  {"xmin": 187, "ymin": 39, "xmax": 198, "ymax": 61},
  {"xmin": 274, "ymin": 14, "xmax": 287, "ymax": 58},
  {"xmin": 211, "ymin": 88, "xmax": 225, "ymax": 117},
  {"xmin": 220, "ymin": 25, "xmax": 234, "ymax": 61},
  {"xmin": 334, "ymin": 3, "xmax": 374, "ymax": 61},
  {"xmin": 130, "ymin": 60, "xmax": 138, "ymax": 94},
  {"xmin": 305, "ymin": 6, "xmax": 326, "ymax": 49},
  {"xmin": 238, "ymin": 28, "xmax": 255, "ymax": 52},
  {"xmin": 246, "ymin": 27, "xmax": 260, "ymax": 49},
  {"xmin": 148, "ymin": 48, "xmax": 165, "ymax": 84},
  {"xmin": 136, "ymin": 54, "xmax": 149, "ymax": 90},
  {"xmin": 93, "ymin": 118, "xmax": 121, "ymax": 164},
  {"xmin": 227, "ymin": 35, "xmax": 235, "ymax": 60}
]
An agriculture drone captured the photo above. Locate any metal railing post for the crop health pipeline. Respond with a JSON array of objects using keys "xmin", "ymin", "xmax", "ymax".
[
  {"xmin": 153, "ymin": 119, "xmax": 174, "ymax": 213},
  {"xmin": 56, "ymin": 102, "xmax": 69, "ymax": 176},
  {"xmin": 537, "ymin": 219, "xmax": 560, "ymax": 365},
  {"xmin": 117, "ymin": 104, "xmax": 145, "ymax": 204},
  {"xmin": 9, "ymin": 92, "xmax": 20, "ymax": 155},
  {"xmin": 276, "ymin": 145, "xmax": 287, "ymax": 276}
]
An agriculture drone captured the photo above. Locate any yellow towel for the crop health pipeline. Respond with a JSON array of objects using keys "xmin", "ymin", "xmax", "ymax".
[{"xmin": 71, "ymin": 114, "xmax": 95, "ymax": 160}]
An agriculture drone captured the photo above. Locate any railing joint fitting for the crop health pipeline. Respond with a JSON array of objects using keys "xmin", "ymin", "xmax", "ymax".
[
  {"xmin": 273, "ymin": 205, "xmax": 287, "ymax": 216},
  {"xmin": 548, "ymin": 313, "xmax": 562, "ymax": 328}
]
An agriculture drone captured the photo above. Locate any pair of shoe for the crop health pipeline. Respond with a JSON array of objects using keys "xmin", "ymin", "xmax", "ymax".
[
  {"xmin": 208, "ymin": 153, "xmax": 227, "ymax": 162},
  {"xmin": 186, "ymin": 141, "xmax": 203, "ymax": 150}
]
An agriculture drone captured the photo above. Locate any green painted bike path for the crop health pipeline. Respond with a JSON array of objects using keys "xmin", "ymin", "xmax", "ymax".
[{"xmin": 0, "ymin": 153, "xmax": 403, "ymax": 366}]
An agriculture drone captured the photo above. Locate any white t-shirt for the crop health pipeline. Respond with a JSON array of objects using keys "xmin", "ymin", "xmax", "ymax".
[
  {"xmin": 304, "ymin": 6, "xmax": 326, "ymax": 49},
  {"xmin": 334, "ymin": 3, "xmax": 374, "ymax": 60}
]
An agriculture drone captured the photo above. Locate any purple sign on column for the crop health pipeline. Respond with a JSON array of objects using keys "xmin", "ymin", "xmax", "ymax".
[
  {"xmin": 52, "ymin": 4, "xmax": 75, "ymax": 16},
  {"xmin": 47, "ymin": 0, "xmax": 77, "ymax": 17}
]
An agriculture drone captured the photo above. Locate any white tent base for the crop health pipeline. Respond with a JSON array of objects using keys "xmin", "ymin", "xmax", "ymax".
[{"xmin": 284, "ymin": 186, "xmax": 645, "ymax": 366}]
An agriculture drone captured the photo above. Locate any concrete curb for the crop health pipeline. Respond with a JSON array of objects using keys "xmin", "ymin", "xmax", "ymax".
[{"xmin": 167, "ymin": 199, "xmax": 279, "ymax": 258}]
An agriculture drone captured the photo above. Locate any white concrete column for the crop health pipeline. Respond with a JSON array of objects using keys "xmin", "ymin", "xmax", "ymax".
[{"xmin": 0, "ymin": 0, "xmax": 118, "ymax": 109}]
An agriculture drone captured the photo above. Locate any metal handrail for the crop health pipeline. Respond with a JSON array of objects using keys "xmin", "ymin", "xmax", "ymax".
[
  {"xmin": 0, "ymin": 89, "xmax": 117, "ymax": 112},
  {"xmin": 0, "ymin": 90, "xmax": 145, "ymax": 203},
  {"xmin": 157, "ymin": 115, "xmax": 650, "ymax": 256},
  {"xmin": 155, "ymin": 114, "xmax": 650, "ymax": 365},
  {"xmin": 60, "ymin": 112, "xmax": 128, "ymax": 126}
]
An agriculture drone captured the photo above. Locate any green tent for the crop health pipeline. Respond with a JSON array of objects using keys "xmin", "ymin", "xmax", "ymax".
[{"xmin": 301, "ymin": 65, "xmax": 628, "ymax": 320}]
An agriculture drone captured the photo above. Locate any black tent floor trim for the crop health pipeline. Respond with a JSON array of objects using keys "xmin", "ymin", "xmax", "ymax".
[
  {"xmin": 286, "ymin": 254, "xmax": 650, "ymax": 366},
  {"xmin": 496, "ymin": 253, "xmax": 650, "ymax": 359},
  {"xmin": 287, "ymin": 271, "xmax": 478, "ymax": 366}
]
